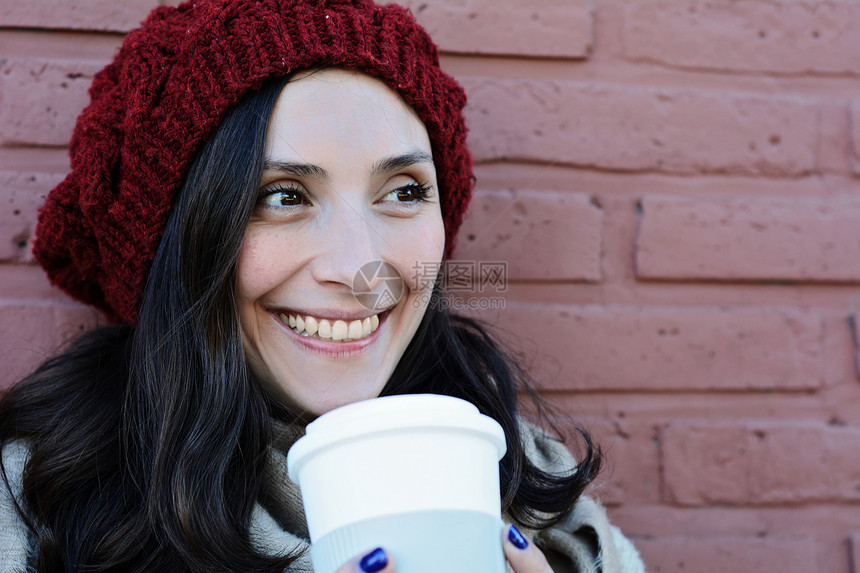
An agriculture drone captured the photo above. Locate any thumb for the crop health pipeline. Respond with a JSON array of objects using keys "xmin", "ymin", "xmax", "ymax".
[{"xmin": 503, "ymin": 525, "xmax": 553, "ymax": 573}]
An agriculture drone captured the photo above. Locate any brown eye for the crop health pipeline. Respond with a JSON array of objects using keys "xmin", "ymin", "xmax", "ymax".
[
  {"xmin": 396, "ymin": 188, "xmax": 416, "ymax": 202},
  {"xmin": 382, "ymin": 182, "xmax": 432, "ymax": 204},
  {"xmin": 258, "ymin": 185, "xmax": 308, "ymax": 209},
  {"xmin": 278, "ymin": 190, "xmax": 303, "ymax": 206}
]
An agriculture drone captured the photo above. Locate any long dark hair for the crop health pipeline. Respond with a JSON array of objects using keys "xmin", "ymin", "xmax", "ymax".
[{"xmin": 0, "ymin": 74, "xmax": 599, "ymax": 571}]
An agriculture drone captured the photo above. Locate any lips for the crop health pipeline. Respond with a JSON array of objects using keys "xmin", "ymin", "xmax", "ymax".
[{"xmin": 270, "ymin": 307, "xmax": 391, "ymax": 359}]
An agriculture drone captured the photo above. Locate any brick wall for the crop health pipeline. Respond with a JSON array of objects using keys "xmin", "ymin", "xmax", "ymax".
[{"xmin": 2, "ymin": 1, "xmax": 858, "ymax": 571}]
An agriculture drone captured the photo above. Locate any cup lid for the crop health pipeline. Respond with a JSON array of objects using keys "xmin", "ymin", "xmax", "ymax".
[{"xmin": 287, "ymin": 394, "xmax": 507, "ymax": 481}]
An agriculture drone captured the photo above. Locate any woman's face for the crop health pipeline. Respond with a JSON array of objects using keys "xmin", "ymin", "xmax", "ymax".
[{"xmin": 237, "ymin": 69, "xmax": 445, "ymax": 417}]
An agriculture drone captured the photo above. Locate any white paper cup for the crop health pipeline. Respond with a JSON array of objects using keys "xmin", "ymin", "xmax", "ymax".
[{"xmin": 287, "ymin": 394, "xmax": 508, "ymax": 573}]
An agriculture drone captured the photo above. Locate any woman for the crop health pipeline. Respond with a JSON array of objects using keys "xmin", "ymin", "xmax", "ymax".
[{"xmin": 0, "ymin": 1, "xmax": 645, "ymax": 571}]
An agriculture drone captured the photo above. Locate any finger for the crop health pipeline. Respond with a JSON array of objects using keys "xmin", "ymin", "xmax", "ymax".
[
  {"xmin": 333, "ymin": 547, "xmax": 396, "ymax": 573},
  {"xmin": 502, "ymin": 525, "xmax": 553, "ymax": 573}
]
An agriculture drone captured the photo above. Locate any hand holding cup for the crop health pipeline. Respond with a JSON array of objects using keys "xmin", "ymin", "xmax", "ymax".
[{"xmin": 332, "ymin": 524, "xmax": 556, "ymax": 573}]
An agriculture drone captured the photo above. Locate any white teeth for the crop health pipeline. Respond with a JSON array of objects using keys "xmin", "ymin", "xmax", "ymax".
[
  {"xmin": 318, "ymin": 319, "xmax": 332, "ymax": 339},
  {"xmin": 348, "ymin": 320, "xmax": 363, "ymax": 339},
  {"xmin": 281, "ymin": 311, "xmax": 382, "ymax": 342},
  {"xmin": 332, "ymin": 320, "xmax": 348, "ymax": 341},
  {"xmin": 305, "ymin": 316, "xmax": 318, "ymax": 336}
]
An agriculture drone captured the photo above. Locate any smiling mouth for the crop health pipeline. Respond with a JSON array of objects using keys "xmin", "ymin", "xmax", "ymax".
[{"xmin": 278, "ymin": 311, "xmax": 382, "ymax": 342}]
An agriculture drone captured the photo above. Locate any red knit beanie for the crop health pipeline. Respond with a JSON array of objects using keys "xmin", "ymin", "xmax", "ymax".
[{"xmin": 33, "ymin": 0, "xmax": 473, "ymax": 326}]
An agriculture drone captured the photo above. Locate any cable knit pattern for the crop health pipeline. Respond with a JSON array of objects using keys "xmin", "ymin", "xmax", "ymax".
[
  {"xmin": 32, "ymin": 0, "xmax": 474, "ymax": 325},
  {"xmin": 0, "ymin": 441, "xmax": 32, "ymax": 571}
]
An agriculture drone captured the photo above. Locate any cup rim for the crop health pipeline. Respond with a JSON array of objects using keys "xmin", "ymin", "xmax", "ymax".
[{"xmin": 287, "ymin": 394, "xmax": 507, "ymax": 480}]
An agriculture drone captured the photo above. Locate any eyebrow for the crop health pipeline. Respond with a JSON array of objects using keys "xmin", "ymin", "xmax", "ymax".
[
  {"xmin": 371, "ymin": 151, "xmax": 435, "ymax": 176},
  {"xmin": 261, "ymin": 151, "xmax": 435, "ymax": 179},
  {"xmin": 261, "ymin": 160, "xmax": 327, "ymax": 178}
]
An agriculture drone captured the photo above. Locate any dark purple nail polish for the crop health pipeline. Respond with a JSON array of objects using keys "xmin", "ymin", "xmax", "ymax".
[
  {"xmin": 508, "ymin": 525, "xmax": 529, "ymax": 550},
  {"xmin": 360, "ymin": 547, "xmax": 388, "ymax": 572}
]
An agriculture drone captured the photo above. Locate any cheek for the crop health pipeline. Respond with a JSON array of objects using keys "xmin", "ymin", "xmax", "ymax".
[
  {"xmin": 396, "ymin": 215, "xmax": 446, "ymax": 293},
  {"xmin": 235, "ymin": 229, "xmax": 288, "ymax": 299}
]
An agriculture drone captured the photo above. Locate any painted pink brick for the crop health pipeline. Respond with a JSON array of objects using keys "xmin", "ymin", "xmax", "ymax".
[
  {"xmin": 390, "ymin": 0, "xmax": 592, "ymax": 58},
  {"xmin": 0, "ymin": 58, "xmax": 100, "ymax": 147},
  {"xmin": 661, "ymin": 421, "xmax": 860, "ymax": 505},
  {"xmin": 0, "ymin": 0, "xmax": 175, "ymax": 32},
  {"xmin": 635, "ymin": 536, "xmax": 817, "ymax": 573},
  {"xmin": 0, "ymin": 0, "xmax": 591, "ymax": 56},
  {"xmin": 452, "ymin": 189, "xmax": 602, "ymax": 281},
  {"xmin": 463, "ymin": 78, "xmax": 819, "ymax": 175},
  {"xmin": 624, "ymin": 2, "xmax": 860, "ymax": 75},
  {"xmin": 818, "ymin": 101, "xmax": 852, "ymax": 174},
  {"xmin": 581, "ymin": 418, "xmax": 660, "ymax": 507},
  {"xmin": 0, "ymin": 148, "xmax": 70, "ymax": 175},
  {"xmin": 850, "ymin": 532, "xmax": 860, "ymax": 573},
  {"xmin": 636, "ymin": 196, "xmax": 860, "ymax": 282},
  {"xmin": 501, "ymin": 304, "xmax": 822, "ymax": 392},
  {"xmin": 849, "ymin": 100, "xmax": 860, "ymax": 175},
  {"xmin": 0, "ymin": 265, "xmax": 73, "ymax": 302},
  {"xmin": 0, "ymin": 300, "xmax": 100, "ymax": 390},
  {"xmin": 0, "ymin": 171, "xmax": 64, "ymax": 262}
]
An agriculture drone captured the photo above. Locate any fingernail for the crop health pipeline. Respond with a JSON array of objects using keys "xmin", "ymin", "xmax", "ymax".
[
  {"xmin": 508, "ymin": 525, "xmax": 529, "ymax": 550},
  {"xmin": 360, "ymin": 547, "xmax": 388, "ymax": 573}
]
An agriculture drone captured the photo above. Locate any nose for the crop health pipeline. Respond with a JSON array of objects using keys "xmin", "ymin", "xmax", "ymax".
[{"xmin": 309, "ymin": 199, "xmax": 384, "ymax": 288}]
